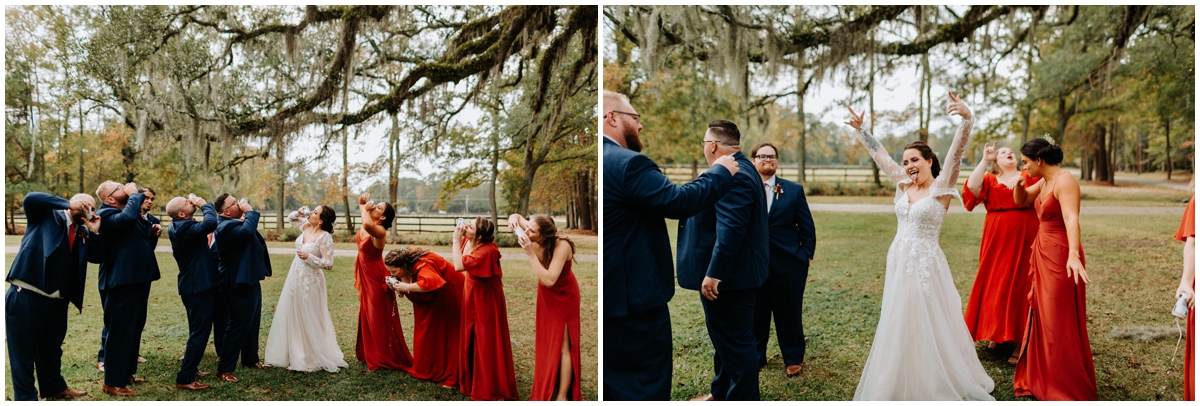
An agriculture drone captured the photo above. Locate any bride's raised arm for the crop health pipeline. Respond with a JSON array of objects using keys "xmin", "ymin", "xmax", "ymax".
[
  {"xmin": 844, "ymin": 106, "xmax": 909, "ymax": 185},
  {"xmin": 934, "ymin": 92, "xmax": 973, "ymax": 190}
]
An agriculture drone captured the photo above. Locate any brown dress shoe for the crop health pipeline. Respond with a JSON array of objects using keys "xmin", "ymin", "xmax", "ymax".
[
  {"xmin": 175, "ymin": 382, "xmax": 211, "ymax": 391},
  {"xmin": 195, "ymin": 371, "xmax": 212, "ymax": 377},
  {"xmin": 250, "ymin": 362, "xmax": 272, "ymax": 369},
  {"xmin": 217, "ymin": 372, "xmax": 239, "ymax": 383},
  {"xmin": 45, "ymin": 388, "xmax": 87, "ymax": 399},
  {"xmin": 786, "ymin": 364, "xmax": 804, "ymax": 377},
  {"xmin": 97, "ymin": 362, "xmax": 105, "ymax": 373},
  {"xmin": 137, "ymin": 356, "xmax": 147, "ymax": 363},
  {"xmin": 101, "ymin": 385, "xmax": 137, "ymax": 396},
  {"xmin": 129, "ymin": 376, "xmax": 148, "ymax": 385},
  {"xmin": 690, "ymin": 393, "xmax": 719, "ymax": 401}
]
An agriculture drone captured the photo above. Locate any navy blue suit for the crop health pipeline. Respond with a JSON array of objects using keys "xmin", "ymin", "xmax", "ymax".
[
  {"xmin": 169, "ymin": 203, "xmax": 226, "ymax": 384},
  {"xmin": 602, "ymin": 137, "xmax": 735, "ymax": 400},
  {"xmin": 752, "ymin": 176, "xmax": 817, "ymax": 368},
  {"xmin": 213, "ymin": 211, "xmax": 272, "ymax": 373},
  {"xmin": 676, "ymin": 151, "xmax": 769, "ymax": 400},
  {"xmin": 6, "ymin": 193, "xmax": 103, "ymax": 400},
  {"xmin": 95, "ymin": 193, "xmax": 161, "ymax": 387},
  {"xmin": 97, "ymin": 211, "xmax": 160, "ymax": 366}
]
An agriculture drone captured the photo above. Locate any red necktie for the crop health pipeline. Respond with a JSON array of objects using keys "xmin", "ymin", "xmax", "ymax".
[
  {"xmin": 68, "ymin": 224, "xmax": 77, "ymax": 252},
  {"xmin": 208, "ymin": 233, "xmax": 214, "ymax": 247}
]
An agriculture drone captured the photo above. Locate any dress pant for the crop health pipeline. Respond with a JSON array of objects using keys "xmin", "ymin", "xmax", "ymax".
[
  {"xmin": 96, "ymin": 288, "xmax": 107, "ymax": 364},
  {"xmin": 176, "ymin": 288, "xmax": 225, "ymax": 384},
  {"xmin": 701, "ymin": 287, "xmax": 760, "ymax": 401},
  {"xmin": 218, "ymin": 282, "xmax": 262, "ymax": 373},
  {"xmin": 754, "ymin": 262, "xmax": 810, "ymax": 367},
  {"xmin": 603, "ymin": 305, "xmax": 673, "ymax": 400},
  {"xmin": 102, "ymin": 282, "xmax": 152, "ymax": 387},
  {"xmin": 6, "ymin": 285, "xmax": 70, "ymax": 401}
]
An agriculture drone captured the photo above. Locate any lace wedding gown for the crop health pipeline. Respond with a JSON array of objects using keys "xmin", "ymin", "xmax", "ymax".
[
  {"xmin": 264, "ymin": 211, "xmax": 348, "ymax": 372},
  {"xmin": 850, "ymin": 118, "xmax": 995, "ymax": 401}
]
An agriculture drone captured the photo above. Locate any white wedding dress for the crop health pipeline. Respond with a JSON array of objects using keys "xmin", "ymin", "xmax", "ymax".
[
  {"xmin": 264, "ymin": 211, "xmax": 348, "ymax": 372},
  {"xmin": 850, "ymin": 118, "xmax": 995, "ymax": 401}
]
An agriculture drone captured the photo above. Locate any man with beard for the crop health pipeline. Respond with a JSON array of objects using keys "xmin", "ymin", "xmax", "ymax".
[
  {"xmin": 601, "ymin": 90, "xmax": 740, "ymax": 400},
  {"xmin": 748, "ymin": 142, "xmax": 816, "ymax": 378},
  {"xmin": 98, "ymin": 187, "xmax": 158, "ymax": 373},
  {"xmin": 94, "ymin": 181, "xmax": 161, "ymax": 396},
  {"xmin": 6, "ymin": 192, "xmax": 103, "ymax": 400}
]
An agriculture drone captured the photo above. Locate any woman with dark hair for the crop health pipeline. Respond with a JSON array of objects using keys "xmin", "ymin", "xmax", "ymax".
[
  {"xmin": 1174, "ymin": 192, "xmax": 1195, "ymax": 401},
  {"xmin": 264, "ymin": 205, "xmax": 347, "ymax": 372},
  {"xmin": 508, "ymin": 213, "xmax": 581, "ymax": 401},
  {"xmin": 353, "ymin": 192, "xmax": 413, "ymax": 371},
  {"xmin": 452, "ymin": 216, "xmax": 517, "ymax": 400},
  {"xmin": 383, "ymin": 247, "xmax": 464, "ymax": 388},
  {"xmin": 961, "ymin": 142, "xmax": 1041, "ymax": 363},
  {"xmin": 843, "ymin": 93, "xmax": 994, "ymax": 400},
  {"xmin": 1011, "ymin": 138, "xmax": 1097, "ymax": 400}
]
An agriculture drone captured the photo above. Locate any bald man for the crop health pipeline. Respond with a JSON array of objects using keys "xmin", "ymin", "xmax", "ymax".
[
  {"xmin": 6, "ymin": 192, "xmax": 103, "ymax": 400},
  {"xmin": 602, "ymin": 90, "xmax": 740, "ymax": 400},
  {"xmin": 166, "ymin": 195, "xmax": 223, "ymax": 390}
]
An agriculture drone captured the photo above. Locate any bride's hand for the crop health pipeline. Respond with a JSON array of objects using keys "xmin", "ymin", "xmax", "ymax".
[
  {"xmin": 296, "ymin": 250, "xmax": 310, "ymax": 260},
  {"xmin": 358, "ymin": 193, "xmax": 370, "ymax": 206},
  {"xmin": 843, "ymin": 106, "xmax": 865, "ymax": 131},
  {"xmin": 946, "ymin": 92, "xmax": 972, "ymax": 121}
]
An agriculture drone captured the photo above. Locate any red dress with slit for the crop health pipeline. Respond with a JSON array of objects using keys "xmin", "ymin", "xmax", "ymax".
[
  {"xmin": 1013, "ymin": 189, "xmax": 1097, "ymax": 400},
  {"xmin": 403, "ymin": 252, "xmax": 464, "ymax": 386},
  {"xmin": 1176, "ymin": 198, "xmax": 1195, "ymax": 401},
  {"xmin": 530, "ymin": 259, "xmax": 582, "ymax": 401},
  {"xmin": 458, "ymin": 241, "xmax": 518, "ymax": 400},
  {"xmin": 961, "ymin": 172, "xmax": 1041, "ymax": 344},
  {"xmin": 353, "ymin": 230, "xmax": 413, "ymax": 371}
]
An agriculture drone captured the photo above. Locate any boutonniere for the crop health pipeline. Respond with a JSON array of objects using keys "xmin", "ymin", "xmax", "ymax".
[{"xmin": 773, "ymin": 184, "xmax": 784, "ymax": 198}]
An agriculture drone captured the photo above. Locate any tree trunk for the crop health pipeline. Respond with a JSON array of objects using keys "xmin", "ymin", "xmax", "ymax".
[
  {"xmin": 388, "ymin": 114, "xmax": 401, "ymax": 242},
  {"xmin": 795, "ymin": 49, "xmax": 807, "ymax": 184},
  {"xmin": 1093, "ymin": 124, "xmax": 1111, "ymax": 184},
  {"xmin": 276, "ymin": 137, "xmax": 287, "ymax": 230},
  {"xmin": 1165, "ymin": 117, "xmax": 1172, "ymax": 180},
  {"xmin": 868, "ymin": 44, "xmax": 881, "ymax": 188},
  {"xmin": 78, "ymin": 103, "xmax": 85, "ymax": 194},
  {"xmin": 919, "ymin": 53, "xmax": 930, "ymax": 142},
  {"xmin": 489, "ymin": 128, "xmax": 499, "ymax": 226},
  {"xmin": 575, "ymin": 171, "xmax": 594, "ymax": 231},
  {"xmin": 342, "ymin": 127, "xmax": 354, "ymax": 232},
  {"xmin": 691, "ymin": 159, "xmax": 698, "ymax": 180}
]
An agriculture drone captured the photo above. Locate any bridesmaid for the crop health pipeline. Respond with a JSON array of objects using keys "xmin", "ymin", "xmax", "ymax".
[
  {"xmin": 383, "ymin": 247, "xmax": 464, "ymax": 388},
  {"xmin": 353, "ymin": 192, "xmax": 413, "ymax": 371},
  {"xmin": 961, "ymin": 142, "xmax": 1040, "ymax": 363},
  {"xmin": 452, "ymin": 217, "xmax": 518, "ymax": 401},
  {"xmin": 1174, "ymin": 195, "xmax": 1195, "ymax": 400},
  {"xmin": 508, "ymin": 213, "xmax": 581, "ymax": 401},
  {"xmin": 1011, "ymin": 138, "xmax": 1097, "ymax": 400}
]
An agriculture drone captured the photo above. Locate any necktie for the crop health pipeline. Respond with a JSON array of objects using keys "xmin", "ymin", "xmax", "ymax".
[
  {"xmin": 68, "ymin": 224, "xmax": 77, "ymax": 252},
  {"xmin": 207, "ymin": 232, "xmax": 214, "ymax": 247},
  {"xmin": 764, "ymin": 182, "xmax": 774, "ymax": 212}
]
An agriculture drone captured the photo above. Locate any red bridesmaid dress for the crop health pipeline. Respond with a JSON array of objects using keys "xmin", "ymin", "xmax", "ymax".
[
  {"xmin": 353, "ymin": 230, "xmax": 414, "ymax": 371},
  {"xmin": 1013, "ymin": 184, "xmax": 1097, "ymax": 400},
  {"xmin": 403, "ymin": 253, "xmax": 465, "ymax": 387},
  {"xmin": 1175, "ymin": 198, "xmax": 1195, "ymax": 401},
  {"xmin": 458, "ymin": 241, "xmax": 518, "ymax": 401},
  {"xmin": 961, "ymin": 172, "xmax": 1041, "ymax": 344},
  {"xmin": 530, "ymin": 260, "xmax": 582, "ymax": 401}
]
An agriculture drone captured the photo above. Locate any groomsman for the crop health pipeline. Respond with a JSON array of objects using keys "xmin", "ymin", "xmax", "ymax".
[
  {"xmin": 677, "ymin": 120, "xmax": 770, "ymax": 401},
  {"xmin": 212, "ymin": 194, "xmax": 272, "ymax": 382},
  {"xmin": 6, "ymin": 193, "xmax": 103, "ymax": 400},
  {"xmin": 602, "ymin": 91, "xmax": 740, "ymax": 400},
  {"xmin": 167, "ymin": 195, "xmax": 224, "ymax": 390},
  {"xmin": 749, "ymin": 142, "xmax": 817, "ymax": 378},
  {"xmin": 98, "ymin": 187, "xmax": 157, "ymax": 372},
  {"xmin": 94, "ymin": 181, "xmax": 161, "ymax": 396}
]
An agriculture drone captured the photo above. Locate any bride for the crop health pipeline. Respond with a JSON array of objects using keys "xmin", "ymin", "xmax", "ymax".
[
  {"xmin": 845, "ymin": 93, "xmax": 995, "ymax": 401},
  {"xmin": 264, "ymin": 205, "xmax": 348, "ymax": 372}
]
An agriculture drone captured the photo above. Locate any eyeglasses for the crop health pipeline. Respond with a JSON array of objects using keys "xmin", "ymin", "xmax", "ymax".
[
  {"xmin": 106, "ymin": 186, "xmax": 125, "ymax": 202},
  {"xmin": 702, "ymin": 140, "xmax": 725, "ymax": 146},
  {"xmin": 754, "ymin": 155, "xmax": 778, "ymax": 161},
  {"xmin": 610, "ymin": 110, "xmax": 640, "ymax": 123}
]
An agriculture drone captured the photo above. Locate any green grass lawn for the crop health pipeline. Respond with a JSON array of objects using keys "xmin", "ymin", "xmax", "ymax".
[
  {"xmin": 663, "ymin": 211, "xmax": 1191, "ymax": 401},
  {"xmin": 3, "ymin": 252, "xmax": 598, "ymax": 401}
]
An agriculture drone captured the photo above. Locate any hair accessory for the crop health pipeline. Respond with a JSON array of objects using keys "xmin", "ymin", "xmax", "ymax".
[{"xmin": 1042, "ymin": 133, "xmax": 1055, "ymax": 145}]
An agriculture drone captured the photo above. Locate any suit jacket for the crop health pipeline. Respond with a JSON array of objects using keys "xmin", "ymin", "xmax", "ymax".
[
  {"xmin": 96, "ymin": 193, "xmax": 161, "ymax": 290},
  {"xmin": 676, "ymin": 151, "xmax": 770, "ymax": 291},
  {"xmin": 766, "ymin": 177, "xmax": 817, "ymax": 274},
  {"xmin": 170, "ymin": 203, "xmax": 220, "ymax": 295},
  {"xmin": 603, "ymin": 137, "xmax": 735, "ymax": 318},
  {"xmin": 213, "ymin": 211, "xmax": 272, "ymax": 289},
  {"xmin": 6, "ymin": 192, "xmax": 104, "ymax": 311}
]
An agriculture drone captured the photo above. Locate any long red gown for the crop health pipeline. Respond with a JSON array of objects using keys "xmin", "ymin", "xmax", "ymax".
[
  {"xmin": 1176, "ymin": 198, "xmax": 1195, "ymax": 401},
  {"xmin": 403, "ymin": 253, "xmax": 464, "ymax": 387},
  {"xmin": 962, "ymin": 172, "xmax": 1041, "ymax": 344},
  {"xmin": 530, "ymin": 259, "xmax": 582, "ymax": 401},
  {"xmin": 1013, "ymin": 187, "xmax": 1097, "ymax": 400},
  {"xmin": 354, "ymin": 230, "xmax": 413, "ymax": 371},
  {"xmin": 458, "ymin": 241, "xmax": 518, "ymax": 401}
]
